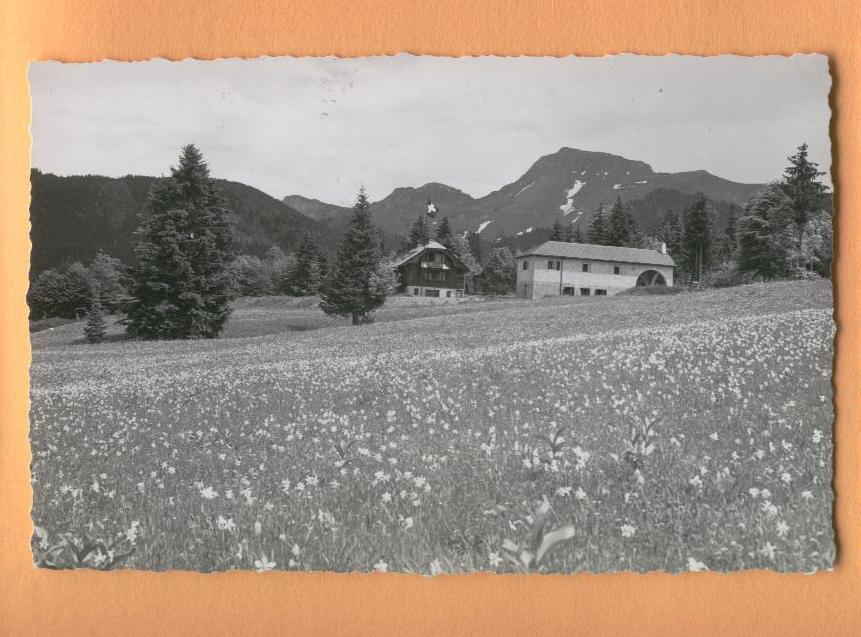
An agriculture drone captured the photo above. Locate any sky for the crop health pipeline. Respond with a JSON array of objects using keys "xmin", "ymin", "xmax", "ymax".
[{"xmin": 29, "ymin": 55, "xmax": 831, "ymax": 206}]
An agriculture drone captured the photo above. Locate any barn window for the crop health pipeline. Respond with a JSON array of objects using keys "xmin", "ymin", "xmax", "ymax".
[
  {"xmin": 562, "ymin": 287, "xmax": 576, "ymax": 296},
  {"xmin": 580, "ymin": 287, "xmax": 591, "ymax": 296},
  {"xmin": 595, "ymin": 289, "xmax": 607, "ymax": 296},
  {"xmin": 582, "ymin": 263, "xmax": 590, "ymax": 272},
  {"xmin": 556, "ymin": 260, "xmax": 562, "ymax": 270},
  {"xmin": 522, "ymin": 260, "xmax": 529, "ymax": 271},
  {"xmin": 547, "ymin": 260, "xmax": 554, "ymax": 269},
  {"xmin": 613, "ymin": 265, "xmax": 621, "ymax": 275},
  {"xmin": 413, "ymin": 288, "xmax": 419, "ymax": 295},
  {"xmin": 446, "ymin": 290, "xmax": 452, "ymax": 297}
]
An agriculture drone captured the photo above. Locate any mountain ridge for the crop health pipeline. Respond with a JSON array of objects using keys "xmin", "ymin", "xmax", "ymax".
[{"xmin": 283, "ymin": 147, "xmax": 763, "ymax": 236}]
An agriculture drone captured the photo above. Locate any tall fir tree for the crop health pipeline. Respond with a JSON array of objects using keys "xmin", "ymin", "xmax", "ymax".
[
  {"xmin": 126, "ymin": 144, "xmax": 234, "ymax": 339},
  {"xmin": 320, "ymin": 187, "xmax": 386, "ymax": 325},
  {"xmin": 571, "ymin": 224, "xmax": 584, "ymax": 243},
  {"xmin": 736, "ymin": 183, "xmax": 796, "ymax": 278},
  {"xmin": 435, "ymin": 217, "xmax": 454, "ymax": 250},
  {"xmin": 682, "ymin": 193, "xmax": 715, "ymax": 281},
  {"xmin": 408, "ymin": 215, "xmax": 431, "ymax": 248},
  {"xmin": 588, "ymin": 204, "xmax": 610, "ymax": 245},
  {"xmin": 288, "ymin": 232, "xmax": 328, "ymax": 296},
  {"xmin": 550, "ymin": 219, "xmax": 565, "ymax": 241},
  {"xmin": 607, "ymin": 196, "xmax": 639, "ymax": 247},
  {"xmin": 782, "ymin": 142, "xmax": 828, "ymax": 265}
]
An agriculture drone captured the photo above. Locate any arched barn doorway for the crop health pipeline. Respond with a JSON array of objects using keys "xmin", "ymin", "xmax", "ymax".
[{"xmin": 636, "ymin": 270, "xmax": 667, "ymax": 287}]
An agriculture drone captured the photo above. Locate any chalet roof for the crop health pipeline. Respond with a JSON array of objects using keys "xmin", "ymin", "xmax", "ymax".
[
  {"xmin": 391, "ymin": 241, "xmax": 468, "ymax": 271},
  {"xmin": 517, "ymin": 240, "xmax": 675, "ymax": 267}
]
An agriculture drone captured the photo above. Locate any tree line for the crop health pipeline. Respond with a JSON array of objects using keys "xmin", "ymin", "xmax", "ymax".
[{"xmin": 28, "ymin": 142, "xmax": 830, "ymax": 341}]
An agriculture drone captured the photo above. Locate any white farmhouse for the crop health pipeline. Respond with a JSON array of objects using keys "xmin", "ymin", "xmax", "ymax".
[{"xmin": 515, "ymin": 240, "xmax": 675, "ymax": 298}]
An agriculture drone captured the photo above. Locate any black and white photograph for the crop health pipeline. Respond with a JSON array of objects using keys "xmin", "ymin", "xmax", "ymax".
[{"xmin": 27, "ymin": 54, "xmax": 833, "ymax": 574}]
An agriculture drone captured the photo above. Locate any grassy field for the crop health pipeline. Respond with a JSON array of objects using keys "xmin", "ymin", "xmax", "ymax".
[{"xmin": 29, "ymin": 280, "xmax": 834, "ymax": 573}]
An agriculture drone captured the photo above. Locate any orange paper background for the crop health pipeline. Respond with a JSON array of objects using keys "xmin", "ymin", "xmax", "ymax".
[{"xmin": 1, "ymin": 1, "xmax": 860, "ymax": 634}]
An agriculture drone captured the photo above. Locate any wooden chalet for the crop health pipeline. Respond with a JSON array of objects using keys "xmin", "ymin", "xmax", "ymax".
[{"xmin": 391, "ymin": 240, "xmax": 469, "ymax": 298}]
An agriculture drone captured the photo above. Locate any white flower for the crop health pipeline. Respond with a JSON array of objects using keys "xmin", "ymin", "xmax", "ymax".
[
  {"xmin": 776, "ymin": 521, "xmax": 790, "ymax": 538},
  {"xmin": 488, "ymin": 551, "xmax": 502, "ymax": 567},
  {"xmin": 199, "ymin": 486, "xmax": 218, "ymax": 499},
  {"xmin": 709, "ymin": 432, "xmax": 719, "ymax": 441},
  {"xmin": 429, "ymin": 559, "xmax": 444, "ymax": 575},
  {"xmin": 812, "ymin": 429, "xmax": 823, "ymax": 443},
  {"xmin": 254, "ymin": 554, "xmax": 276, "ymax": 572},
  {"xmin": 801, "ymin": 490, "xmax": 814, "ymax": 501},
  {"xmin": 759, "ymin": 542, "xmax": 776, "ymax": 561},
  {"xmin": 381, "ymin": 492, "xmax": 392, "ymax": 503},
  {"xmin": 574, "ymin": 487, "xmax": 587, "ymax": 501},
  {"xmin": 620, "ymin": 524, "xmax": 636, "ymax": 538},
  {"xmin": 781, "ymin": 472, "xmax": 792, "ymax": 484},
  {"xmin": 687, "ymin": 557, "xmax": 708, "ymax": 572},
  {"xmin": 373, "ymin": 560, "xmax": 388, "ymax": 573}
]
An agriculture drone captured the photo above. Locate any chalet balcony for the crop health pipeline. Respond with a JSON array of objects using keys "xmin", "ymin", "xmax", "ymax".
[{"xmin": 421, "ymin": 261, "xmax": 449, "ymax": 270}]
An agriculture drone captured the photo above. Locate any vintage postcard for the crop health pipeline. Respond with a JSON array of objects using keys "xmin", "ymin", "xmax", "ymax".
[{"xmin": 27, "ymin": 54, "xmax": 833, "ymax": 573}]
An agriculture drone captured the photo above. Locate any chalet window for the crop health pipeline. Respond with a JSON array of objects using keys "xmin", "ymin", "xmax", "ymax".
[
  {"xmin": 562, "ymin": 287, "xmax": 576, "ymax": 296},
  {"xmin": 522, "ymin": 260, "xmax": 529, "ymax": 271},
  {"xmin": 446, "ymin": 290, "xmax": 452, "ymax": 297},
  {"xmin": 595, "ymin": 289, "xmax": 607, "ymax": 296},
  {"xmin": 547, "ymin": 260, "xmax": 554, "ymax": 269},
  {"xmin": 413, "ymin": 288, "xmax": 419, "ymax": 295},
  {"xmin": 613, "ymin": 265, "xmax": 621, "ymax": 275},
  {"xmin": 556, "ymin": 260, "xmax": 561, "ymax": 270},
  {"xmin": 582, "ymin": 263, "xmax": 590, "ymax": 273},
  {"xmin": 580, "ymin": 287, "xmax": 591, "ymax": 296}
]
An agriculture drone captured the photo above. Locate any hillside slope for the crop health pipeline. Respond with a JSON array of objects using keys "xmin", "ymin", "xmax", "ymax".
[{"xmin": 30, "ymin": 170, "xmax": 333, "ymax": 273}]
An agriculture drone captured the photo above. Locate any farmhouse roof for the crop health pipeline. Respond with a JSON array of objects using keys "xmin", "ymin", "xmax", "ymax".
[
  {"xmin": 517, "ymin": 241, "xmax": 675, "ymax": 267},
  {"xmin": 391, "ymin": 241, "xmax": 468, "ymax": 271}
]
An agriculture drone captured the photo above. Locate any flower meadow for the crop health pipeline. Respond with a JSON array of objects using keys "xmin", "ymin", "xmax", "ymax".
[{"xmin": 29, "ymin": 280, "xmax": 834, "ymax": 573}]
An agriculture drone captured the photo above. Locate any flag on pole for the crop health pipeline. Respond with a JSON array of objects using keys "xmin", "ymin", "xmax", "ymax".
[{"xmin": 426, "ymin": 198, "xmax": 438, "ymax": 219}]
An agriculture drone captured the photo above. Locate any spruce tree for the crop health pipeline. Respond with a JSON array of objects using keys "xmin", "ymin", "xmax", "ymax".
[
  {"xmin": 550, "ymin": 219, "xmax": 565, "ymax": 241},
  {"xmin": 682, "ymin": 193, "xmax": 715, "ymax": 281},
  {"xmin": 126, "ymin": 144, "xmax": 234, "ymax": 339},
  {"xmin": 736, "ymin": 183, "xmax": 796, "ymax": 278},
  {"xmin": 571, "ymin": 225, "xmax": 584, "ymax": 243},
  {"xmin": 588, "ymin": 204, "xmax": 610, "ymax": 245},
  {"xmin": 83, "ymin": 293, "xmax": 106, "ymax": 344},
  {"xmin": 320, "ymin": 187, "xmax": 386, "ymax": 325},
  {"xmin": 782, "ymin": 143, "xmax": 828, "ymax": 265},
  {"xmin": 288, "ymin": 233, "xmax": 327, "ymax": 296},
  {"xmin": 408, "ymin": 215, "xmax": 431, "ymax": 248},
  {"xmin": 607, "ymin": 197, "xmax": 639, "ymax": 247},
  {"xmin": 435, "ymin": 217, "xmax": 454, "ymax": 250}
]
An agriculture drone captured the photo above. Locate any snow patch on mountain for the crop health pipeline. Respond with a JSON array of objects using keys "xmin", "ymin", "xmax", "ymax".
[
  {"xmin": 516, "ymin": 226, "xmax": 534, "ymax": 236},
  {"xmin": 612, "ymin": 183, "xmax": 622, "ymax": 190},
  {"xmin": 569, "ymin": 212, "xmax": 583, "ymax": 225},
  {"xmin": 477, "ymin": 220, "xmax": 494, "ymax": 234},
  {"xmin": 514, "ymin": 181, "xmax": 535, "ymax": 198},
  {"xmin": 559, "ymin": 180, "xmax": 585, "ymax": 215},
  {"xmin": 635, "ymin": 180, "xmax": 648, "ymax": 184}
]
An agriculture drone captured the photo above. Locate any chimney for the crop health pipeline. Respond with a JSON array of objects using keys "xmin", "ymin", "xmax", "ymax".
[{"xmin": 657, "ymin": 242, "xmax": 667, "ymax": 255}]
